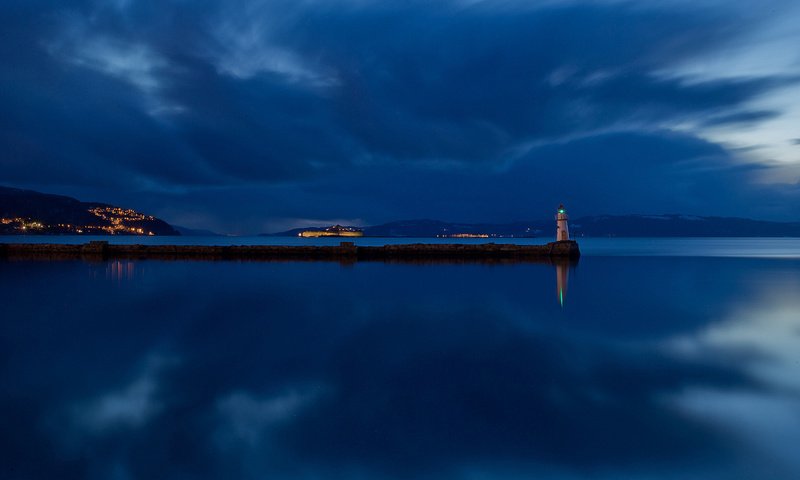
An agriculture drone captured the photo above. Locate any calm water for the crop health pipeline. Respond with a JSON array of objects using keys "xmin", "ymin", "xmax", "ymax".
[{"xmin": 2, "ymin": 239, "xmax": 800, "ymax": 479}]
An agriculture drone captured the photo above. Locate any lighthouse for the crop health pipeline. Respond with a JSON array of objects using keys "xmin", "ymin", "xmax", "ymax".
[{"xmin": 556, "ymin": 204, "xmax": 569, "ymax": 241}]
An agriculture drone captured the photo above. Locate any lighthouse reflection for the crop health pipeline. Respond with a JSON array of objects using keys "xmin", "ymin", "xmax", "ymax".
[
  {"xmin": 556, "ymin": 261, "xmax": 567, "ymax": 307},
  {"xmin": 554, "ymin": 258, "xmax": 577, "ymax": 307}
]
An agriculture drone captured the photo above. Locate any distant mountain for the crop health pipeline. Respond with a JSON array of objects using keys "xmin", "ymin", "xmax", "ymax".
[
  {"xmin": 570, "ymin": 214, "xmax": 800, "ymax": 237},
  {"xmin": 266, "ymin": 219, "xmax": 541, "ymax": 237},
  {"xmin": 0, "ymin": 186, "xmax": 179, "ymax": 235},
  {"xmin": 363, "ymin": 219, "xmax": 544, "ymax": 237},
  {"xmin": 267, "ymin": 215, "xmax": 800, "ymax": 238}
]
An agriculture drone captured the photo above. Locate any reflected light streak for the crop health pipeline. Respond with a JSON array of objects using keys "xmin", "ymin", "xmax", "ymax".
[
  {"xmin": 556, "ymin": 262, "xmax": 568, "ymax": 308},
  {"xmin": 105, "ymin": 260, "xmax": 140, "ymax": 283}
]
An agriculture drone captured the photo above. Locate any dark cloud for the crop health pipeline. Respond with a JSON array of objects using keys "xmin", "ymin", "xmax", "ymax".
[
  {"xmin": 1, "ymin": 0, "xmax": 799, "ymax": 231},
  {"xmin": 237, "ymin": 130, "xmax": 795, "ymax": 232},
  {"xmin": 56, "ymin": 129, "xmax": 796, "ymax": 234}
]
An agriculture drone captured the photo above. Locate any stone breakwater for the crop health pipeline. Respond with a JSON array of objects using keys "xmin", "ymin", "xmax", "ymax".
[{"xmin": 0, "ymin": 240, "xmax": 580, "ymax": 262}]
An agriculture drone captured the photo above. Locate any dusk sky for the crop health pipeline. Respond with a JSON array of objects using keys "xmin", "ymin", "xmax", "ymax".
[{"xmin": 3, "ymin": 0, "xmax": 800, "ymax": 234}]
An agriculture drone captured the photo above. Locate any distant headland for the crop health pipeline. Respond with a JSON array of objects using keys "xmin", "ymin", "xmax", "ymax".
[
  {"xmin": 297, "ymin": 224, "xmax": 364, "ymax": 238},
  {"xmin": 0, "ymin": 186, "xmax": 178, "ymax": 236}
]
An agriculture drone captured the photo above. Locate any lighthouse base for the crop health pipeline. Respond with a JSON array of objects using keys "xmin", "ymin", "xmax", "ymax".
[{"xmin": 549, "ymin": 240, "xmax": 581, "ymax": 258}]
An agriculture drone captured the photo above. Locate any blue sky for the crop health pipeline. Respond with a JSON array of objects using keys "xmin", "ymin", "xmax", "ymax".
[{"xmin": 2, "ymin": 0, "xmax": 800, "ymax": 233}]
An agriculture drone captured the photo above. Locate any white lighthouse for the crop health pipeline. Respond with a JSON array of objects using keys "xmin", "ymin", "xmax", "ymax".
[{"xmin": 556, "ymin": 204, "xmax": 569, "ymax": 241}]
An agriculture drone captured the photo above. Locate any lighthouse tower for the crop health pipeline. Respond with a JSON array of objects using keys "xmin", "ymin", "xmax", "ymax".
[{"xmin": 556, "ymin": 204, "xmax": 570, "ymax": 241}]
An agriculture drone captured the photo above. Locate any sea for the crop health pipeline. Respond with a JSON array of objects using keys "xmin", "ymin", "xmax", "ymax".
[{"xmin": 2, "ymin": 236, "xmax": 800, "ymax": 479}]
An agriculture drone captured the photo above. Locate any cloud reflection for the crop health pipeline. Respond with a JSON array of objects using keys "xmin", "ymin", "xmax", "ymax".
[
  {"xmin": 666, "ymin": 273, "xmax": 800, "ymax": 476},
  {"xmin": 1, "ymin": 258, "xmax": 799, "ymax": 479},
  {"xmin": 216, "ymin": 386, "xmax": 325, "ymax": 447},
  {"xmin": 71, "ymin": 355, "xmax": 177, "ymax": 434}
]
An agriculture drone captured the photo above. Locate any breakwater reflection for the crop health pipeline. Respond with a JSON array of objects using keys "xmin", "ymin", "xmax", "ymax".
[{"xmin": 1, "ymin": 256, "xmax": 799, "ymax": 479}]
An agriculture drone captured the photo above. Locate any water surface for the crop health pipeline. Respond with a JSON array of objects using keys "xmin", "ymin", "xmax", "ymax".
[{"xmin": 2, "ymin": 239, "xmax": 799, "ymax": 479}]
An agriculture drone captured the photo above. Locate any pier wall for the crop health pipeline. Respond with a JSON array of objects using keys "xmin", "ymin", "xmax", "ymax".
[{"xmin": 0, "ymin": 240, "xmax": 580, "ymax": 262}]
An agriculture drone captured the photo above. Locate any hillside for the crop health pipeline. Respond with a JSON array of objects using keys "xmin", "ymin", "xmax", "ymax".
[{"xmin": 0, "ymin": 186, "xmax": 179, "ymax": 235}]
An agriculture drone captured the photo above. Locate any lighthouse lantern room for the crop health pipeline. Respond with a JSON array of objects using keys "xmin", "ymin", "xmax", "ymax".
[{"xmin": 556, "ymin": 204, "xmax": 570, "ymax": 241}]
